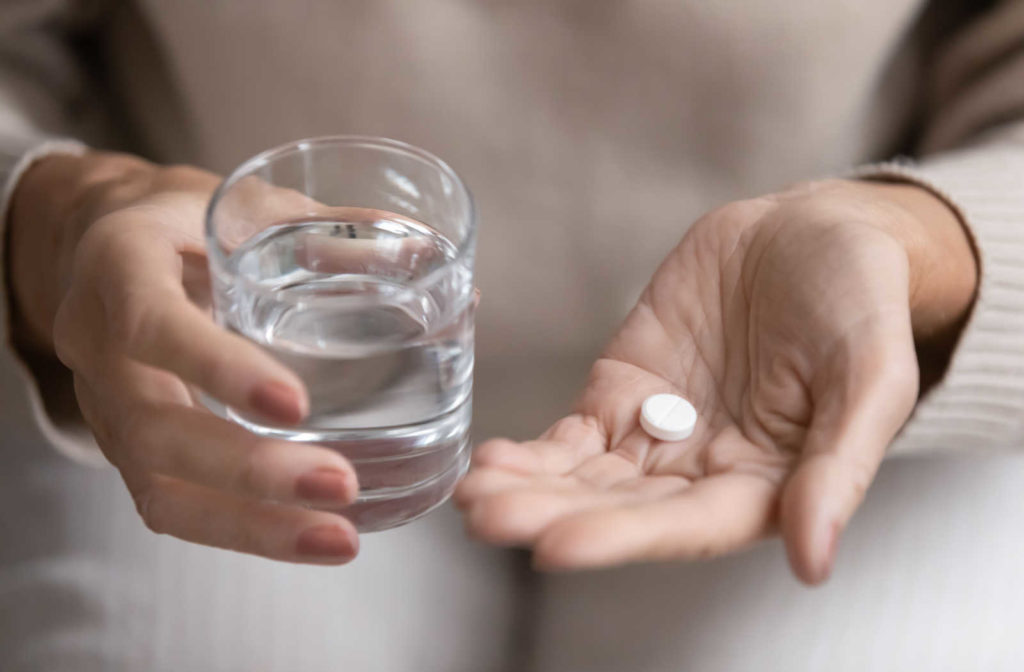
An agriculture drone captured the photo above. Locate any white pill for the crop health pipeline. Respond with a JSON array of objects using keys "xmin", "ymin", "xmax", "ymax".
[{"xmin": 640, "ymin": 393, "xmax": 697, "ymax": 442}]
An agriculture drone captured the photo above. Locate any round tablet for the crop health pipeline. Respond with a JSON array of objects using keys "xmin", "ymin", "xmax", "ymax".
[{"xmin": 640, "ymin": 393, "xmax": 697, "ymax": 442}]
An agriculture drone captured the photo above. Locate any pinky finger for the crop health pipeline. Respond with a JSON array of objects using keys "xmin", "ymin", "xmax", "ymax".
[{"xmin": 128, "ymin": 474, "xmax": 359, "ymax": 564}]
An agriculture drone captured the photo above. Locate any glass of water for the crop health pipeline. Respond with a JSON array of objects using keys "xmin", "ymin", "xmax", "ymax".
[{"xmin": 205, "ymin": 136, "xmax": 476, "ymax": 532}]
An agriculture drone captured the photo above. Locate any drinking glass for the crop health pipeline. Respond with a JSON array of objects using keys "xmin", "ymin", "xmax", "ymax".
[{"xmin": 205, "ymin": 136, "xmax": 476, "ymax": 531}]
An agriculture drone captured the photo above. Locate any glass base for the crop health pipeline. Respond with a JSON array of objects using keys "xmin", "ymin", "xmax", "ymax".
[
  {"xmin": 213, "ymin": 399, "xmax": 473, "ymax": 532},
  {"xmin": 325, "ymin": 439, "xmax": 470, "ymax": 531}
]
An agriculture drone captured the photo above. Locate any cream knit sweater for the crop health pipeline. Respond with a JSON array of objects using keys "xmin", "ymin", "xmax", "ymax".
[{"xmin": 1, "ymin": 2, "xmax": 1023, "ymax": 671}]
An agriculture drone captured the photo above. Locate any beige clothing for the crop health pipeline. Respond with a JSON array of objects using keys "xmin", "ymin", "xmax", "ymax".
[{"xmin": 2, "ymin": 1, "xmax": 1024, "ymax": 670}]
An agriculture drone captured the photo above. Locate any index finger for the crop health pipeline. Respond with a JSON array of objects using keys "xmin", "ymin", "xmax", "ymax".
[{"xmin": 89, "ymin": 223, "xmax": 309, "ymax": 424}]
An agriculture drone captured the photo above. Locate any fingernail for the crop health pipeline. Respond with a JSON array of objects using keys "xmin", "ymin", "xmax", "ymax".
[
  {"xmin": 296, "ymin": 467, "xmax": 355, "ymax": 504},
  {"xmin": 296, "ymin": 524, "xmax": 356, "ymax": 559},
  {"xmin": 250, "ymin": 380, "xmax": 305, "ymax": 424}
]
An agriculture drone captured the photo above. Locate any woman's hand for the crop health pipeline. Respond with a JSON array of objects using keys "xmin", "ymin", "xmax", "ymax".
[
  {"xmin": 455, "ymin": 179, "xmax": 977, "ymax": 584},
  {"xmin": 7, "ymin": 151, "xmax": 360, "ymax": 564}
]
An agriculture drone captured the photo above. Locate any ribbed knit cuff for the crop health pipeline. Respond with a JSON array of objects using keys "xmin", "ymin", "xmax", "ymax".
[
  {"xmin": 1, "ymin": 137, "xmax": 105, "ymax": 465},
  {"xmin": 853, "ymin": 139, "xmax": 1024, "ymax": 454}
]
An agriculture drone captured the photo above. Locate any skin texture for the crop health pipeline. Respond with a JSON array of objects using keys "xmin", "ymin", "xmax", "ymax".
[
  {"xmin": 454, "ymin": 180, "xmax": 977, "ymax": 585},
  {"xmin": 8, "ymin": 152, "xmax": 361, "ymax": 564},
  {"xmin": 8, "ymin": 153, "xmax": 977, "ymax": 580}
]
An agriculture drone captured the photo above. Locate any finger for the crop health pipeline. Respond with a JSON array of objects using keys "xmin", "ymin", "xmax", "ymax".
[
  {"xmin": 575, "ymin": 357, "xmax": 707, "ymax": 448},
  {"xmin": 460, "ymin": 470, "xmax": 691, "ymax": 547},
  {"xmin": 466, "ymin": 487, "xmax": 607, "ymax": 546},
  {"xmin": 127, "ymin": 474, "xmax": 359, "ymax": 564},
  {"xmin": 779, "ymin": 335, "xmax": 918, "ymax": 585},
  {"xmin": 123, "ymin": 402, "xmax": 359, "ymax": 506},
  {"xmin": 453, "ymin": 467, "xmax": 535, "ymax": 508},
  {"xmin": 123, "ymin": 298, "xmax": 309, "ymax": 423},
  {"xmin": 566, "ymin": 431, "xmax": 652, "ymax": 488},
  {"xmin": 471, "ymin": 415, "xmax": 607, "ymax": 476},
  {"xmin": 297, "ymin": 219, "xmax": 446, "ymax": 277},
  {"xmin": 97, "ymin": 235, "xmax": 308, "ymax": 422},
  {"xmin": 213, "ymin": 175, "xmax": 328, "ymax": 241},
  {"xmin": 532, "ymin": 471, "xmax": 777, "ymax": 570},
  {"xmin": 71, "ymin": 356, "xmax": 195, "ymax": 456},
  {"xmin": 76, "ymin": 357, "xmax": 359, "ymax": 506},
  {"xmin": 68, "ymin": 221, "xmax": 309, "ymax": 424}
]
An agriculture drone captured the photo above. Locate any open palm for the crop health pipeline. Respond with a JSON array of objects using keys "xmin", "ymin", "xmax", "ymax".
[{"xmin": 456, "ymin": 181, "xmax": 924, "ymax": 584}]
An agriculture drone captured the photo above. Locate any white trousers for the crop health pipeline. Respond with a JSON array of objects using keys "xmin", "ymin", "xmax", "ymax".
[
  {"xmin": 4, "ymin": 436, "xmax": 1024, "ymax": 672},
  {"xmin": 0, "ymin": 436, "xmax": 522, "ymax": 672}
]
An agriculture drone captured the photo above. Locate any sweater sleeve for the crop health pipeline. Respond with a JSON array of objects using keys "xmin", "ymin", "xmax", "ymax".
[
  {"xmin": 1, "ymin": 3, "xmax": 110, "ymax": 464},
  {"xmin": 856, "ymin": 0, "xmax": 1024, "ymax": 454}
]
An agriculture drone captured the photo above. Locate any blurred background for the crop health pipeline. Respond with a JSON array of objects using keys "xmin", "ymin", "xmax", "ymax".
[{"xmin": 2, "ymin": 1, "xmax": 1023, "ymax": 671}]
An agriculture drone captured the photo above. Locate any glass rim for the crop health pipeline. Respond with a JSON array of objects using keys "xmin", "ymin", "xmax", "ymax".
[{"xmin": 204, "ymin": 135, "xmax": 477, "ymax": 288}]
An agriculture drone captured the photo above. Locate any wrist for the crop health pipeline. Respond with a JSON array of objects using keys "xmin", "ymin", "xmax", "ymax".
[
  {"xmin": 7, "ymin": 151, "xmax": 157, "ymax": 349},
  {"xmin": 855, "ymin": 180, "xmax": 979, "ymax": 338},
  {"xmin": 854, "ymin": 179, "xmax": 979, "ymax": 392}
]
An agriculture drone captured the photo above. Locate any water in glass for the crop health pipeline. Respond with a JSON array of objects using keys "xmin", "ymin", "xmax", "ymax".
[{"xmin": 218, "ymin": 208, "xmax": 473, "ymax": 530}]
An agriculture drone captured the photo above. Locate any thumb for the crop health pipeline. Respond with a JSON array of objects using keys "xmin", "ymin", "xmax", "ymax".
[{"xmin": 779, "ymin": 335, "xmax": 918, "ymax": 586}]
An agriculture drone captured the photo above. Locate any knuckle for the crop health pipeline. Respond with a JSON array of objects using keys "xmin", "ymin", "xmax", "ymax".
[
  {"xmin": 104, "ymin": 287, "xmax": 151, "ymax": 346},
  {"xmin": 471, "ymin": 439, "xmax": 515, "ymax": 468},
  {"xmin": 87, "ymin": 425, "xmax": 121, "ymax": 466},
  {"xmin": 575, "ymin": 414, "xmax": 604, "ymax": 436},
  {"xmin": 848, "ymin": 460, "xmax": 874, "ymax": 501},
  {"xmin": 835, "ymin": 453, "xmax": 875, "ymax": 505},
  {"xmin": 549, "ymin": 415, "xmax": 592, "ymax": 442},
  {"xmin": 75, "ymin": 219, "xmax": 136, "ymax": 278},
  {"xmin": 73, "ymin": 228, "xmax": 180, "ymax": 354},
  {"xmin": 105, "ymin": 286, "xmax": 177, "ymax": 356},
  {"xmin": 102, "ymin": 408, "xmax": 151, "ymax": 473},
  {"xmin": 73, "ymin": 219, "xmax": 114, "ymax": 263},
  {"xmin": 160, "ymin": 164, "xmax": 198, "ymax": 179},
  {"xmin": 130, "ymin": 479, "xmax": 167, "ymax": 535},
  {"xmin": 114, "ymin": 404, "xmax": 152, "ymax": 454},
  {"xmin": 468, "ymin": 497, "xmax": 516, "ymax": 543},
  {"xmin": 193, "ymin": 347, "xmax": 230, "ymax": 391},
  {"xmin": 780, "ymin": 178, "xmax": 837, "ymax": 195},
  {"xmin": 73, "ymin": 159, "xmax": 155, "ymax": 218},
  {"xmin": 76, "ymin": 392, "xmax": 117, "ymax": 454},
  {"xmin": 69, "ymin": 376, "xmax": 139, "ymax": 471},
  {"xmin": 234, "ymin": 440, "xmax": 277, "ymax": 497},
  {"xmin": 51, "ymin": 297, "xmax": 84, "ymax": 368},
  {"xmin": 156, "ymin": 164, "xmax": 218, "ymax": 193},
  {"xmin": 697, "ymin": 199, "xmax": 765, "ymax": 228},
  {"xmin": 77, "ymin": 242, "xmax": 160, "ymax": 343}
]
